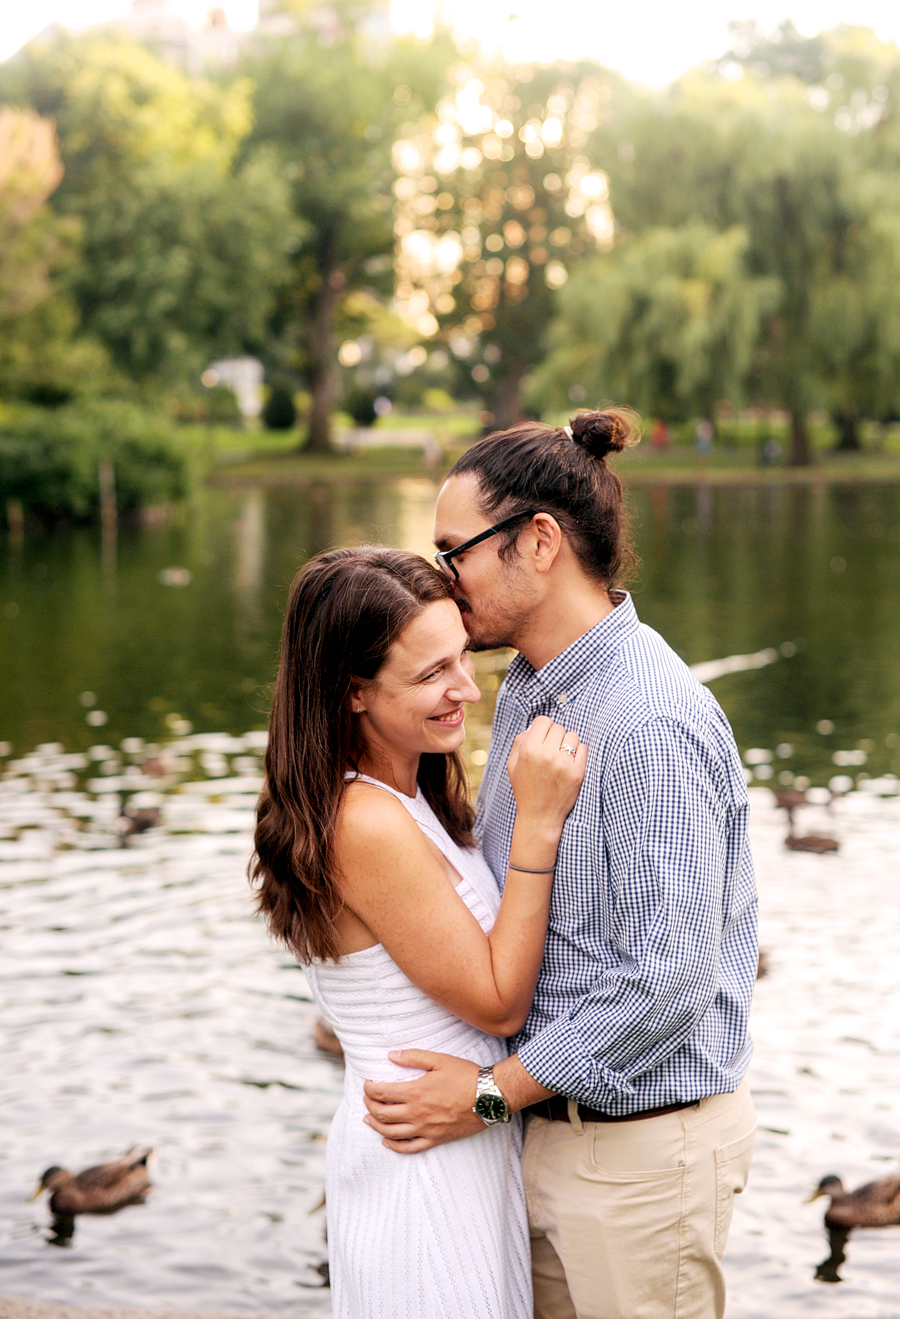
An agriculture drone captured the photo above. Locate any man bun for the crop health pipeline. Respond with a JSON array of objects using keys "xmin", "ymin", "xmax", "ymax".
[{"xmin": 569, "ymin": 407, "xmax": 641, "ymax": 460}]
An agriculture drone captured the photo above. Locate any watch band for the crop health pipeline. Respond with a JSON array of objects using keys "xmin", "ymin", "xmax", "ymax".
[{"xmin": 472, "ymin": 1065, "xmax": 511, "ymax": 1126}]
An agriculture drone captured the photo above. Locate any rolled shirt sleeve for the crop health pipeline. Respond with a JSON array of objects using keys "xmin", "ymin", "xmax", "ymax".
[{"xmin": 517, "ymin": 717, "xmax": 745, "ymax": 1107}]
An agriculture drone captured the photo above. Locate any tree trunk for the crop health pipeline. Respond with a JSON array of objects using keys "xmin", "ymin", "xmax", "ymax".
[
  {"xmin": 304, "ymin": 272, "xmax": 343, "ymax": 454},
  {"xmin": 487, "ymin": 364, "xmax": 526, "ymax": 432},
  {"xmin": 787, "ymin": 409, "xmax": 813, "ymax": 466},
  {"xmin": 834, "ymin": 413, "xmax": 861, "ymax": 452}
]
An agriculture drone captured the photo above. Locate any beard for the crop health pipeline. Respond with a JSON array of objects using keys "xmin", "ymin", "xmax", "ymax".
[{"xmin": 454, "ymin": 577, "xmax": 537, "ymax": 653}]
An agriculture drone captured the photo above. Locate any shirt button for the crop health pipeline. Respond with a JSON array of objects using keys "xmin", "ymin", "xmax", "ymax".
[{"xmin": 556, "ymin": 692, "xmax": 567, "ymax": 705}]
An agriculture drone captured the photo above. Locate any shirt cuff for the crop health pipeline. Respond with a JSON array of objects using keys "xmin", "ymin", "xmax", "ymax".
[{"xmin": 517, "ymin": 1018, "xmax": 638, "ymax": 1107}]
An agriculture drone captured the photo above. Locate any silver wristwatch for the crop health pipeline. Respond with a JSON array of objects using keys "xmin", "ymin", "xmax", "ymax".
[{"xmin": 472, "ymin": 1065, "xmax": 511, "ymax": 1126}]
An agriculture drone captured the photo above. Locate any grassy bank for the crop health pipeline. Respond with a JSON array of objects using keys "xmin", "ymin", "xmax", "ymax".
[
  {"xmin": 212, "ymin": 432, "xmax": 900, "ymax": 489},
  {"xmin": 5, "ymin": 403, "xmax": 900, "ymax": 531}
]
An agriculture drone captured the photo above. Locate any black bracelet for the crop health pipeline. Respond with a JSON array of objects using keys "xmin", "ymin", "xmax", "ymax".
[{"xmin": 507, "ymin": 860, "xmax": 557, "ymax": 873}]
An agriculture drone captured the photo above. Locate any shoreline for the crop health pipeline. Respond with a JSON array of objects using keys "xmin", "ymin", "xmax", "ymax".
[{"xmin": 210, "ymin": 449, "xmax": 900, "ymax": 490}]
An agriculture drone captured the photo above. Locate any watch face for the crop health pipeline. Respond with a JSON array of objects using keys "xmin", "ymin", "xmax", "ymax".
[{"xmin": 475, "ymin": 1091, "xmax": 509, "ymax": 1123}]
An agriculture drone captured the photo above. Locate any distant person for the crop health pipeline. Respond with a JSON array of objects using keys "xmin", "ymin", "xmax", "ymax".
[
  {"xmin": 364, "ymin": 410, "xmax": 758, "ymax": 1319},
  {"xmin": 650, "ymin": 417, "xmax": 670, "ymax": 450},
  {"xmin": 251, "ymin": 547, "xmax": 586, "ymax": 1318},
  {"xmin": 695, "ymin": 416, "xmax": 715, "ymax": 456}
]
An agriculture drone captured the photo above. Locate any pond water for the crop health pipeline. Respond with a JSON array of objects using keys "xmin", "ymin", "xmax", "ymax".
[
  {"xmin": 1, "ymin": 476, "xmax": 900, "ymax": 782},
  {"xmin": 1, "ymin": 472, "xmax": 900, "ymax": 1315}
]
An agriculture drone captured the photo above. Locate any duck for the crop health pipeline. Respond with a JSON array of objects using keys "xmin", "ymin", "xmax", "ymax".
[
  {"xmin": 117, "ymin": 805, "xmax": 161, "ymax": 844},
  {"xmin": 807, "ymin": 1171, "xmax": 900, "ymax": 1283},
  {"xmin": 807, "ymin": 1172, "xmax": 900, "ymax": 1229},
  {"xmin": 30, "ymin": 1149, "xmax": 152, "ymax": 1215},
  {"xmin": 785, "ymin": 832, "xmax": 839, "ymax": 853},
  {"xmin": 772, "ymin": 788, "xmax": 840, "ymax": 853}
]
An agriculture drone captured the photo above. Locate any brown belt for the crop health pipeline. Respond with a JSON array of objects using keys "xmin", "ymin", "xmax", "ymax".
[{"xmin": 524, "ymin": 1095, "xmax": 699, "ymax": 1124}]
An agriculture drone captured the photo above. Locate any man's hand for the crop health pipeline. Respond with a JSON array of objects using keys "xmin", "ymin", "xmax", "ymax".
[
  {"xmin": 363, "ymin": 1050, "xmax": 555, "ymax": 1153},
  {"xmin": 363, "ymin": 1050, "xmax": 483, "ymax": 1152}
]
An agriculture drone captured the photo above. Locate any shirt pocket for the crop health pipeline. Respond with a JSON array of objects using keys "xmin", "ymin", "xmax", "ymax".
[{"xmin": 714, "ymin": 1125, "xmax": 756, "ymax": 1257}]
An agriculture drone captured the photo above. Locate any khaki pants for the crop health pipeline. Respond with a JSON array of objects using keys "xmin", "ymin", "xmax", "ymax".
[{"xmin": 524, "ymin": 1079, "xmax": 756, "ymax": 1319}]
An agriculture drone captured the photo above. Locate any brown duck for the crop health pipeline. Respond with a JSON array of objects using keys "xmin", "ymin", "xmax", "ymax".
[
  {"xmin": 807, "ymin": 1171, "xmax": 900, "ymax": 1282},
  {"xmin": 808, "ymin": 1172, "xmax": 900, "ymax": 1229},
  {"xmin": 772, "ymin": 787, "xmax": 840, "ymax": 853},
  {"xmin": 31, "ymin": 1149, "xmax": 152, "ymax": 1215}
]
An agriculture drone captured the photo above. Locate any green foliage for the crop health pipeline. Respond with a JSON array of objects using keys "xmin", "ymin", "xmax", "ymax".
[
  {"xmin": 586, "ymin": 29, "xmax": 900, "ymax": 460},
  {"xmin": 0, "ymin": 32, "xmax": 291, "ymax": 387},
  {"xmin": 4, "ymin": 15, "xmax": 900, "ymax": 466},
  {"xmin": 343, "ymin": 385, "xmax": 379, "ymax": 427},
  {"xmin": 531, "ymin": 225, "xmax": 778, "ymax": 420},
  {"xmin": 203, "ymin": 385, "xmax": 243, "ymax": 425},
  {"xmin": 262, "ymin": 385, "xmax": 297, "ymax": 431},
  {"xmin": 393, "ymin": 62, "xmax": 631, "ymax": 426},
  {"xmin": 807, "ymin": 170, "xmax": 900, "ymax": 441},
  {"xmin": 723, "ymin": 19, "xmax": 828, "ymax": 83},
  {"xmin": 0, "ymin": 401, "xmax": 193, "ymax": 521},
  {"xmin": 241, "ymin": 25, "xmax": 455, "ymax": 449},
  {"xmin": 0, "ymin": 106, "xmax": 110, "ymax": 403}
]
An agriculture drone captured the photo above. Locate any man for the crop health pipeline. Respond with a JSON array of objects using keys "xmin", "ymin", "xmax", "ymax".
[{"xmin": 363, "ymin": 411, "xmax": 758, "ymax": 1319}]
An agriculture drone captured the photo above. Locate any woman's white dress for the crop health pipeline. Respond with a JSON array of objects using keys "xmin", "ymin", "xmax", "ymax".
[{"xmin": 304, "ymin": 775, "xmax": 532, "ymax": 1319}]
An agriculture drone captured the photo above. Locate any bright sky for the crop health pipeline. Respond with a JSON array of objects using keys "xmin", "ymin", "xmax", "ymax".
[{"xmin": 2, "ymin": 0, "xmax": 900, "ymax": 85}]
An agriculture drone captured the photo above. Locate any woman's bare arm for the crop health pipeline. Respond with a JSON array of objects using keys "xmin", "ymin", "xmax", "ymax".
[{"xmin": 334, "ymin": 718, "xmax": 586, "ymax": 1036}]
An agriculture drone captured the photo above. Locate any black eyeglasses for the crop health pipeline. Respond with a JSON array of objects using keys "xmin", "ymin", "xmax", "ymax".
[{"xmin": 434, "ymin": 509, "xmax": 539, "ymax": 581}]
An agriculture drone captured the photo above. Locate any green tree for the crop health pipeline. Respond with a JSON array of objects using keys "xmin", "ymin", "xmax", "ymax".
[
  {"xmin": 592, "ymin": 27, "xmax": 900, "ymax": 462},
  {"xmin": 393, "ymin": 62, "xmax": 629, "ymax": 429},
  {"xmin": 0, "ymin": 32, "xmax": 291, "ymax": 389},
  {"xmin": 241, "ymin": 12, "xmax": 455, "ymax": 450},
  {"xmin": 530, "ymin": 224, "xmax": 777, "ymax": 422},
  {"xmin": 0, "ymin": 106, "xmax": 106, "ymax": 401},
  {"xmin": 809, "ymin": 171, "xmax": 900, "ymax": 448}
]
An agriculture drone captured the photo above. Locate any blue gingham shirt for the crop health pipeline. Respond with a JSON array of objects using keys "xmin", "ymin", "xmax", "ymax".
[{"xmin": 476, "ymin": 593, "xmax": 758, "ymax": 1114}]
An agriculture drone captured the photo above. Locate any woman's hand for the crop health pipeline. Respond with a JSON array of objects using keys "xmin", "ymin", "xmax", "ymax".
[{"xmin": 507, "ymin": 715, "xmax": 588, "ymax": 832}]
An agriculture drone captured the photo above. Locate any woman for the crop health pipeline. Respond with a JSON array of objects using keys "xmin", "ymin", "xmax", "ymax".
[{"xmin": 251, "ymin": 547, "xmax": 586, "ymax": 1319}]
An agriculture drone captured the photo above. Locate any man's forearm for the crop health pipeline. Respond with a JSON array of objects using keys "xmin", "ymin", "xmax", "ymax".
[{"xmin": 494, "ymin": 1053, "xmax": 555, "ymax": 1110}]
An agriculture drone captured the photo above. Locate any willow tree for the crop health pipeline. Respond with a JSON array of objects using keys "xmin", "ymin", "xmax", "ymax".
[
  {"xmin": 587, "ymin": 29, "xmax": 900, "ymax": 464},
  {"xmin": 393, "ymin": 62, "xmax": 629, "ymax": 429},
  {"xmin": 531, "ymin": 224, "xmax": 778, "ymax": 422},
  {"xmin": 809, "ymin": 171, "xmax": 900, "ymax": 448}
]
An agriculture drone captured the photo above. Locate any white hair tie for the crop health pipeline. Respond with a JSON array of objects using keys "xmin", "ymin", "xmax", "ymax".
[{"xmin": 563, "ymin": 425, "xmax": 573, "ymax": 438}]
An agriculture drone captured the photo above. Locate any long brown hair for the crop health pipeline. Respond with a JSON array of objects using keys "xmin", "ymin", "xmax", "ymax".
[
  {"xmin": 450, "ymin": 407, "xmax": 641, "ymax": 587},
  {"xmin": 250, "ymin": 546, "xmax": 475, "ymax": 964}
]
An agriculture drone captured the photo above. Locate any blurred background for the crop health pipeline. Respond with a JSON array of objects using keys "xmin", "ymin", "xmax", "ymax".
[{"xmin": 1, "ymin": 3, "xmax": 899, "ymax": 1317}]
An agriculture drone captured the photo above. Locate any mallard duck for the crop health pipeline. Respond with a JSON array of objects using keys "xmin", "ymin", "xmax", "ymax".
[
  {"xmin": 772, "ymin": 788, "xmax": 840, "ymax": 853},
  {"xmin": 785, "ymin": 832, "xmax": 839, "ymax": 853},
  {"xmin": 117, "ymin": 805, "xmax": 161, "ymax": 844},
  {"xmin": 30, "ymin": 1149, "xmax": 152, "ymax": 1215},
  {"xmin": 807, "ymin": 1172, "xmax": 900, "ymax": 1283},
  {"xmin": 807, "ymin": 1172, "xmax": 900, "ymax": 1229}
]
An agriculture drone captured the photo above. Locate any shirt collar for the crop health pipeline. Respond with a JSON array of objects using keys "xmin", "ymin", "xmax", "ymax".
[{"xmin": 503, "ymin": 592, "xmax": 640, "ymax": 710}]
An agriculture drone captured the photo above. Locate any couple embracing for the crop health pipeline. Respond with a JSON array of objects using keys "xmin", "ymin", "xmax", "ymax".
[{"xmin": 251, "ymin": 409, "xmax": 758, "ymax": 1319}]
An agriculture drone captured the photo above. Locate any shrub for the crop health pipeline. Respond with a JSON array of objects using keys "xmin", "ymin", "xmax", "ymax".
[
  {"xmin": 0, "ymin": 400, "xmax": 193, "ymax": 522},
  {"xmin": 262, "ymin": 384, "xmax": 296, "ymax": 430},
  {"xmin": 343, "ymin": 385, "xmax": 379, "ymax": 427},
  {"xmin": 167, "ymin": 384, "xmax": 242, "ymax": 425}
]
